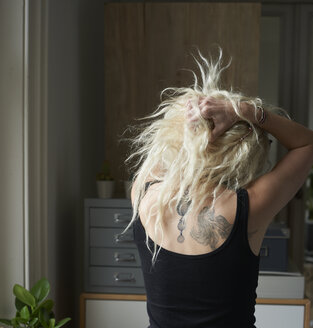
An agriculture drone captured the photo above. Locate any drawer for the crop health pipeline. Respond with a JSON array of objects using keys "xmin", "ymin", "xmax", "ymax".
[
  {"xmin": 85, "ymin": 299, "xmax": 149, "ymax": 328},
  {"xmin": 89, "ymin": 267, "xmax": 145, "ymax": 288},
  {"xmin": 90, "ymin": 248, "xmax": 141, "ymax": 267},
  {"xmin": 259, "ymin": 223, "xmax": 289, "ymax": 272},
  {"xmin": 90, "ymin": 208, "xmax": 132, "ymax": 228},
  {"xmin": 90, "ymin": 228, "xmax": 136, "ymax": 248},
  {"xmin": 259, "ymin": 237, "xmax": 288, "ymax": 271}
]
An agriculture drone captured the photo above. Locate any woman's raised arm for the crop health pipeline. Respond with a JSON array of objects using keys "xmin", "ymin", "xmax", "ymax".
[
  {"xmin": 191, "ymin": 97, "xmax": 313, "ymax": 227},
  {"xmin": 241, "ymin": 103, "xmax": 313, "ymax": 226}
]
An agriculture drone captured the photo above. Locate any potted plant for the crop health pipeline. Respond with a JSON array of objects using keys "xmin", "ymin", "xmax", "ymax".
[
  {"xmin": 96, "ymin": 160, "xmax": 114, "ymax": 198},
  {"xmin": 0, "ymin": 277, "xmax": 70, "ymax": 328}
]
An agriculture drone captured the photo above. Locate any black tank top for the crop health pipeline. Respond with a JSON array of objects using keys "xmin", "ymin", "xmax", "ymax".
[{"xmin": 133, "ymin": 182, "xmax": 260, "ymax": 328}]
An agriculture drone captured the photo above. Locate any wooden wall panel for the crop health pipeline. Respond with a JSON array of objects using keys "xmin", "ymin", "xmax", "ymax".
[
  {"xmin": 103, "ymin": 3, "xmax": 261, "ymax": 196},
  {"xmin": 103, "ymin": 3, "xmax": 145, "ymax": 192}
]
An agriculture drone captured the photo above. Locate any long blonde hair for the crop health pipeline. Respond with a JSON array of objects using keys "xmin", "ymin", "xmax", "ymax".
[{"xmin": 124, "ymin": 49, "xmax": 287, "ymax": 265}]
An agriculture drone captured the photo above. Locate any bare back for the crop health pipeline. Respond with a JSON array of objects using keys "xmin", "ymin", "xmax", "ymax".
[{"xmin": 137, "ymin": 181, "xmax": 265, "ymax": 256}]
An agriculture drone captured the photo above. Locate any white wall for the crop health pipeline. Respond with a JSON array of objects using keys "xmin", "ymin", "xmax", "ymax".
[{"xmin": 0, "ymin": 0, "xmax": 25, "ymax": 319}]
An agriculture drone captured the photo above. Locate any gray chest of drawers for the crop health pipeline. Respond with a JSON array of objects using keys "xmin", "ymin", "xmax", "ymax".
[{"xmin": 84, "ymin": 199, "xmax": 145, "ymax": 294}]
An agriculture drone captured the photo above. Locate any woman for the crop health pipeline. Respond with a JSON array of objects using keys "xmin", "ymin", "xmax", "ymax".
[{"xmin": 125, "ymin": 50, "xmax": 313, "ymax": 328}]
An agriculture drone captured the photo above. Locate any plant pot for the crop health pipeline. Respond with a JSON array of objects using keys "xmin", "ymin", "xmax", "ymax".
[
  {"xmin": 97, "ymin": 180, "xmax": 114, "ymax": 198},
  {"xmin": 124, "ymin": 180, "xmax": 132, "ymax": 199}
]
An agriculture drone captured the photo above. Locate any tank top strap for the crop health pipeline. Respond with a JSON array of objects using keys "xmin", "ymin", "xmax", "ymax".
[
  {"xmin": 236, "ymin": 188, "xmax": 249, "ymax": 222},
  {"xmin": 235, "ymin": 188, "xmax": 253, "ymax": 253}
]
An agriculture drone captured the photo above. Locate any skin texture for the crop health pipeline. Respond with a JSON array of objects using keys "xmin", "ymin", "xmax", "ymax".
[{"xmin": 190, "ymin": 207, "xmax": 233, "ymax": 249}]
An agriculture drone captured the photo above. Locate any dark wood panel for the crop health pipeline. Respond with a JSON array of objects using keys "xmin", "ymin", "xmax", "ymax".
[
  {"xmin": 104, "ymin": 3, "xmax": 261, "ymax": 196},
  {"xmin": 103, "ymin": 3, "xmax": 145, "ymax": 192}
]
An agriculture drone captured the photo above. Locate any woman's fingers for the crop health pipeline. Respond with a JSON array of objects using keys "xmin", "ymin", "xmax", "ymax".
[
  {"xmin": 186, "ymin": 107, "xmax": 198, "ymax": 122},
  {"xmin": 185, "ymin": 101, "xmax": 201, "ymax": 132},
  {"xmin": 210, "ymin": 124, "xmax": 229, "ymax": 142},
  {"xmin": 200, "ymin": 105, "xmax": 210, "ymax": 119},
  {"xmin": 185, "ymin": 96, "xmax": 238, "ymax": 141},
  {"xmin": 185, "ymin": 97, "xmax": 231, "ymax": 137}
]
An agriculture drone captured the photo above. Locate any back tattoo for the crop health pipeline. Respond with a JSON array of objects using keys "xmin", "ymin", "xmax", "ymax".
[{"xmin": 190, "ymin": 207, "xmax": 233, "ymax": 250}]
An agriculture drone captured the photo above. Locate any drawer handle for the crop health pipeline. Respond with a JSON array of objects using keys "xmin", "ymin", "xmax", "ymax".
[
  {"xmin": 114, "ymin": 213, "xmax": 132, "ymax": 224},
  {"xmin": 114, "ymin": 253, "xmax": 136, "ymax": 262},
  {"xmin": 114, "ymin": 233, "xmax": 134, "ymax": 243},
  {"xmin": 260, "ymin": 246, "xmax": 269, "ymax": 257},
  {"xmin": 114, "ymin": 273, "xmax": 136, "ymax": 283}
]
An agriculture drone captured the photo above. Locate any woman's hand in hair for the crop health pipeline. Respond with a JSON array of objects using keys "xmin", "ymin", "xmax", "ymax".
[
  {"xmin": 185, "ymin": 99, "xmax": 202, "ymax": 131},
  {"xmin": 185, "ymin": 97, "xmax": 239, "ymax": 142}
]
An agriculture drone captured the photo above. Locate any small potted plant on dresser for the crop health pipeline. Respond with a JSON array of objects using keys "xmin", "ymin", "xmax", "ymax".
[
  {"xmin": 96, "ymin": 160, "xmax": 114, "ymax": 198},
  {"xmin": 0, "ymin": 277, "xmax": 70, "ymax": 328}
]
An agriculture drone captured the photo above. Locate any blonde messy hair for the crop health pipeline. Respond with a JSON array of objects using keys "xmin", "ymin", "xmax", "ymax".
[{"xmin": 124, "ymin": 49, "xmax": 286, "ymax": 265}]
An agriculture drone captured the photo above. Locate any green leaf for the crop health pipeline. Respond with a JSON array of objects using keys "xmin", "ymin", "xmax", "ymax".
[
  {"xmin": 40, "ymin": 299, "xmax": 54, "ymax": 312},
  {"xmin": 20, "ymin": 305, "xmax": 30, "ymax": 320},
  {"xmin": 33, "ymin": 299, "xmax": 54, "ymax": 316},
  {"xmin": 30, "ymin": 278, "xmax": 50, "ymax": 303},
  {"xmin": 49, "ymin": 318, "xmax": 55, "ymax": 328},
  {"xmin": 39, "ymin": 308, "xmax": 49, "ymax": 328},
  {"xmin": 29, "ymin": 317, "xmax": 39, "ymax": 326},
  {"xmin": 15, "ymin": 316, "xmax": 28, "ymax": 325},
  {"xmin": 15, "ymin": 297, "xmax": 26, "ymax": 312},
  {"xmin": 55, "ymin": 317, "xmax": 71, "ymax": 328},
  {"xmin": 0, "ymin": 318, "xmax": 12, "ymax": 326},
  {"xmin": 13, "ymin": 284, "xmax": 36, "ymax": 308}
]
